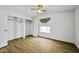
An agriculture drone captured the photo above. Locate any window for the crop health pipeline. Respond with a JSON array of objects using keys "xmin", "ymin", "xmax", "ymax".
[{"xmin": 40, "ymin": 26, "xmax": 50, "ymax": 33}]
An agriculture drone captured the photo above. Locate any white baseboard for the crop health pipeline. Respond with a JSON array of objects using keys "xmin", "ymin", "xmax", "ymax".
[
  {"xmin": 74, "ymin": 43, "xmax": 79, "ymax": 49},
  {"xmin": 0, "ymin": 41, "xmax": 8, "ymax": 48}
]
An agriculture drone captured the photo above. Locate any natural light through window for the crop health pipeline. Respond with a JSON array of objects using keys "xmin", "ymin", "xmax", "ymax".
[{"xmin": 40, "ymin": 26, "xmax": 50, "ymax": 33}]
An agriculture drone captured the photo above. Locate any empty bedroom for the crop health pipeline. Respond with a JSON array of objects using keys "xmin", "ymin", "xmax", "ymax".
[{"xmin": 0, "ymin": 5, "xmax": 79, "ymax": 53}]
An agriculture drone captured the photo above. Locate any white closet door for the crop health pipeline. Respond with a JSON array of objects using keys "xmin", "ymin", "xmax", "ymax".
[
  {"xmin": 0, "ymin": 13, "xmax": 8, "ymax": 48},
  {"xmin": 17, "ymin": 21, "xmax": 23, "ymax": 38},
  {"xmin": 8, "ymin": 20, "xmax": 16, "ymax": 40},
  {"xmin": 16, "ymin": 18, "xmax": 23, "ymax": 38}
]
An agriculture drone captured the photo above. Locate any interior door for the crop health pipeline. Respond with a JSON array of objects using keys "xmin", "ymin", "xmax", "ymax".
[{"xmin": 0, "ymin": 12, "xmax": 8, "ymax": 48}]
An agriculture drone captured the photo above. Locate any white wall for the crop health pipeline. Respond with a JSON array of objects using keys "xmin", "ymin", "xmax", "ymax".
[
  {"xmin": 74, "ymin": 6, "xmax": 79, "ymax": 48},
  {"xmin": 0, "ymin": 8, "xmax": 31, "ymax": 20},
  {"xmin": 0, "ymin": 12, "xmax": 8, "ymax": 47},
  {"xmin": 33, "ymin": 18, "xmax": 39, "ymax": 36},
  {"xmin": 33, "ymin": 12, "xmax": 74, "ymax": 43}
]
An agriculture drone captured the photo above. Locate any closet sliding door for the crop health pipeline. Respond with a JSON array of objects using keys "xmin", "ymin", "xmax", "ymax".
[
  {"xmin": 8, "ymin": 16, "xmax": 16, "ymax": 40},
  {"xmin": 16, "ymin": 18, "xmax": 23, "ymax": 38}
]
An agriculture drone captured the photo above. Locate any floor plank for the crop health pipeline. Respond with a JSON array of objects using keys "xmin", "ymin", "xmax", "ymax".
[{"xmin": 0, "ymin": 36, "xmax": 79, "ymax": 53}]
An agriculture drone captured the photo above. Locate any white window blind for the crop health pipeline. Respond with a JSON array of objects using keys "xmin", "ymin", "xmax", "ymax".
[{"xmin": 40, "ymin": 26, "xmax": 50, "ymax": 33}]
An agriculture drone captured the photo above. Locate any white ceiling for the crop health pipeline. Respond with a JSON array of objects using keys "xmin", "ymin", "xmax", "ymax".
[{"xmin": 0, "ymin": 5, "xmax": 77, "ymax": 18}]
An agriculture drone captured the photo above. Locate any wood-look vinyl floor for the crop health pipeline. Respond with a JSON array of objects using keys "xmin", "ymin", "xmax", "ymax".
[{"xmin": 0, "ymin": 36, "xmax": 79, "ymax": 53}]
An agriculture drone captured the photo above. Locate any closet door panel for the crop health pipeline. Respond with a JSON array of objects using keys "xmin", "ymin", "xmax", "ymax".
[
  {"xmin": 16, "ymin": 18, "xmax": 23, "ymax": 38},
  {"xmin": 8, "ymin": 21, "xmax": 16, "ymax": 40},
  {"xmin": 18, "ymin": 22, "xmax": 23, "ymax": 38}
]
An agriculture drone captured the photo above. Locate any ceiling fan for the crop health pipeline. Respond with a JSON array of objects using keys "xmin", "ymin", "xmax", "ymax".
[{"xmin": 31, "ymin": 5, "xmax": 47, "ymax": 14}]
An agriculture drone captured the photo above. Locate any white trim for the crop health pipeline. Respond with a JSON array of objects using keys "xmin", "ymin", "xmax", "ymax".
[{"xmin": 23, "ymin": 19, "xmax": 25, "ymax": 39}]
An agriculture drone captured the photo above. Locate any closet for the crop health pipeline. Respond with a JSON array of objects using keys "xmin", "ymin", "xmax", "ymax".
[
  {"xmin": 0, "ymin": 13, "xmax": 32, "ymax": 48},
  {"xmin": 8, "ymin": 16, "xmax": 23, "ymax": 40}
]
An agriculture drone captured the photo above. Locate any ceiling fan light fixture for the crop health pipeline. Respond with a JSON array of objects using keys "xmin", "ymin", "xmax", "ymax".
[
  {"xmin": 31, "ymin": 5, "xmax": 47, "ymax": 14},
  {"xmin": 37, "ymin": 10, "xmax": 41, "ymax": 13}
]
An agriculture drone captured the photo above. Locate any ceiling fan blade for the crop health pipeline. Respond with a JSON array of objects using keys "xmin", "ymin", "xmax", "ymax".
[
  {"xmin": 31, "ymin": 8, "xmax": 36, "ymax": 10},
  {"xmin": 42, "ymin": 10, "xmax": 47, "ymax": 12}
]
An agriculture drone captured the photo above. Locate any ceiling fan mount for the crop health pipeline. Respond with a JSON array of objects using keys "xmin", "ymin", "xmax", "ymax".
[{"xmin": 31, "ymin": 5, "xmax": 47, "ymax": 14}]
